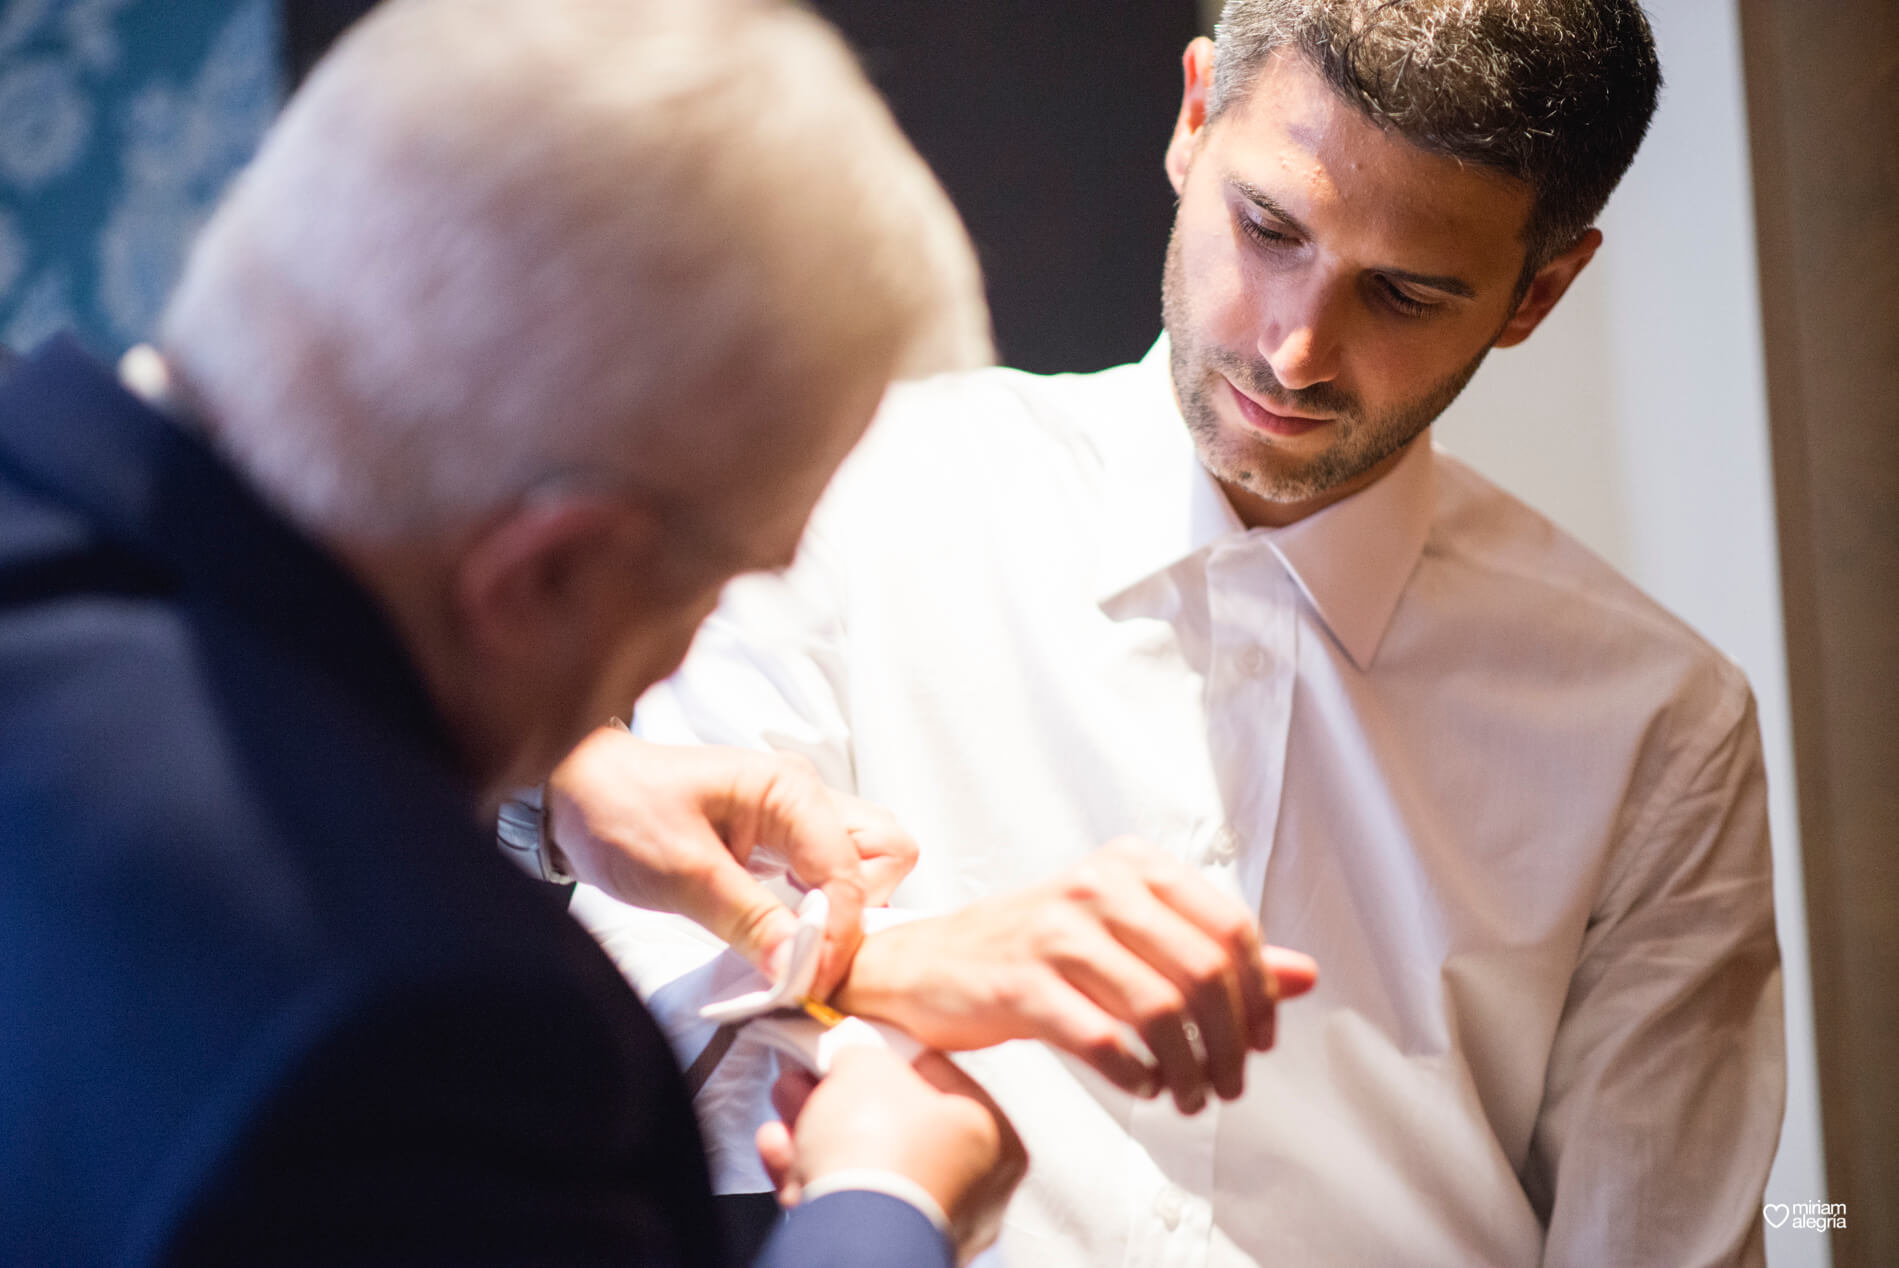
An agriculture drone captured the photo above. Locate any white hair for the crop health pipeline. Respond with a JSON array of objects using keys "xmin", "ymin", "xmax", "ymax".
[{"xmin": 159, "ymin": 0, "xmax": 989, "ymax": 540}]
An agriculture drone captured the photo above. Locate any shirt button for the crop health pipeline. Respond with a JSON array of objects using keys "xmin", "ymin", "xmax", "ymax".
[
  {"xmin": 1202, "ymin": 825, "xmax": 1239, "ymax": 866},
  {"xmin": 1239, "ymin": 646, "xmax": 1269, "ymax": 678},
  {"xmin": 1156, "ymin": 1186, "xmax": 1185, "ymax": 1230}
]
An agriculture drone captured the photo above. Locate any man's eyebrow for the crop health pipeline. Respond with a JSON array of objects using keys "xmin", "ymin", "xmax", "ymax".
[
  {"xmin": 1377, "ymin": 264, "xmax": 1476, "ymax": 300},
  {"xmin": 1226, "ymin": 175, "xmax": 1478, "ymax": 300},
  {"xmin": 1229, "ymin": 176, "xmax": 1313, "ymax": 241}
]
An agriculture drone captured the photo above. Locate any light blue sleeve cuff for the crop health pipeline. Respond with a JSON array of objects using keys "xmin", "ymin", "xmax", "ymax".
[{"xmin": 799, "ymin": 1168, "xmax": 950, "ymax": 1240}]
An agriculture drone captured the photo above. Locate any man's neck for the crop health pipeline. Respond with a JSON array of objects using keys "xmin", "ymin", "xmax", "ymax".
[
  {"xmin": 121, "ymin": 345, "xmax": 518, "ymax": 802},
  {"xmin": 1217, "ymin": 432, "xmax": 1426, "ymax": 530}
]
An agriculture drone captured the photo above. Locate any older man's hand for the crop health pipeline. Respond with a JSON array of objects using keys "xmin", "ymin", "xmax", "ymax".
[
  {"xmin": 544, "ymin": 728, "xmax": 918, "ymax": 995},
  {"xmin": 833, "ymin": 838, "xmax": 1319, "ymax": 1113},
  {"xmin": 757, "ymin": 1046, "xmax": 1027, "ymax": 1266}
]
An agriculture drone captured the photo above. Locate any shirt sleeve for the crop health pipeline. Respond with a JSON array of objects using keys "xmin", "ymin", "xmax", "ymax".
[
  {"xmin": 1525, "ymin": 683, "xmax": 1785, "ymax": 1267},
  {"xmin": 635, "ymin": 509, "xmax": 858, "ymax": 794}
]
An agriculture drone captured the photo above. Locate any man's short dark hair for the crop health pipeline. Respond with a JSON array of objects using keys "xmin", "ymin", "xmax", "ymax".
[{"xmin": 1209, "ymin": 0, "xmax": 1662, "ymax": 274}]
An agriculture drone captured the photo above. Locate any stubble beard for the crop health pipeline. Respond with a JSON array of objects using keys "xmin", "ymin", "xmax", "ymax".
[{"xmin": 1160, "ymin": 223, "xmax": 1492, "ymax": 506}]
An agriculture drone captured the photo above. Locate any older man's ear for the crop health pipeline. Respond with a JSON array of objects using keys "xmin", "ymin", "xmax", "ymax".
[
  {"xmin": 434, "ymin": 491, "xmax": 704, "ymax": 793},
  {"xmin": 453, "ymin": 495, "xmax": 663, "ymax": 666}
]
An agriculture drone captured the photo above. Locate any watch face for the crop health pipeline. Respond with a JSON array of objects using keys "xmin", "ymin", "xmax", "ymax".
[{"xmin": 496, "ymin": 796, "xmax": 565, "ymax": 882}]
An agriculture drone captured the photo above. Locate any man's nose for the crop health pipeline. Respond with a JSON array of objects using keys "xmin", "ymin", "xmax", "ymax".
[{"xmin": 1260, "ymin": 276, "xmax": 1346, "ymax": 391}]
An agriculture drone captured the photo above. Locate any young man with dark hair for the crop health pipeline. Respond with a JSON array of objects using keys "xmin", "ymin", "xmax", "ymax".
[{"xmin": 555, "ymin": 2, "xmax": 1782, "ymax": 1264}]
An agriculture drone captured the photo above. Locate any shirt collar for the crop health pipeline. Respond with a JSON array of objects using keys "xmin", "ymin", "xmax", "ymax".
[
  {"xmin": 1094, "ymin": 334, "xmax": 1436, "ymax": 670},
  {"xmin": 1092, "ymin": 336, "xmax": 1242, "ymax": 603}
]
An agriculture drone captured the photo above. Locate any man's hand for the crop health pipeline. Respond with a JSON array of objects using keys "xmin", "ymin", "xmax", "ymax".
[
  {"xmin": 756, "ymin": 1047, "xmax": 1026, "ymax": 1265},
  {"xmin": 834, "ymin": 838, "xmax": 1319, "ymax": 1113},
  {"xmin": 544, "ymin": 728, "xmax": 918, "ymax": 994}
]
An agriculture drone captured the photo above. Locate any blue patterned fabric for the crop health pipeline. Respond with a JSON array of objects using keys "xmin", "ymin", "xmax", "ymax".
[{"xmin": 0, "ymin": 0, "xmax": 280, "ymax": 358}]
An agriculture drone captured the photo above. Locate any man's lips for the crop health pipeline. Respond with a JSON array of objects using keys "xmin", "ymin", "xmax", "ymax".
[{"xmin": 1223, "ymin": 376, "xmax": 1332, "ymax": 438}]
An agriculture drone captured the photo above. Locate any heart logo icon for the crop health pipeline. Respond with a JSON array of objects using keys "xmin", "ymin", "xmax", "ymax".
[{"xmin": 1763, "ymin": 1204, "xmax": 1790, "ymax": 1228}]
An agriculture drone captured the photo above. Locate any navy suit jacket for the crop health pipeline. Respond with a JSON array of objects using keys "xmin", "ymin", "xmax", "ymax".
[{"xmin": 0, "ymin": 338, "xmax": 949, "ymax": 1267}]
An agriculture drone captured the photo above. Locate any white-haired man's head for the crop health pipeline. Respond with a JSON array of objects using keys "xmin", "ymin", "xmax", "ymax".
[
  {"xmin": 161, "ymin": 0, "xmax": 987, "ymax": 541},
  {"xmin": 158, "ymin": 0, "xmax": 988, "ymax": 790}
]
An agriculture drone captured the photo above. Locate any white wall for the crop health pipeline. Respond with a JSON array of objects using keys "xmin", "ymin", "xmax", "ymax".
[{"xmin": 1433, "ymin": 3, "xmax": 1829, "ymax": 1263}]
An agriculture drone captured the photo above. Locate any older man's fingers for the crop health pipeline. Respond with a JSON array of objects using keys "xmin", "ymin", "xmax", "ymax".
[
  {"xmin": 755, "ymin": 1119, "xmax": 801, "ymax": 1207},
  {"xmin": 681, "ymin": 849, "xmax": 798, "ymax": 977},
  {"xmin": 834, "ymin": 793, "xmax": 920, "ymax": 906},
  {"xmin": 720, "ymin": 751, "xmax": 867, "ymax": 995}
]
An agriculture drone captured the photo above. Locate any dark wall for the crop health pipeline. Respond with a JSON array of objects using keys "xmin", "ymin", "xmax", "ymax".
[
  {"xmin": 283, "ymin": 0, "xmax": 377, "ymax": 88},
  {"xmin": 282, "ymin": 2, "xmax": 1199, "ymax": 375},
  {"xmin": 810, "ymin": 3, "xmax": 1199, "ymax": 373}
]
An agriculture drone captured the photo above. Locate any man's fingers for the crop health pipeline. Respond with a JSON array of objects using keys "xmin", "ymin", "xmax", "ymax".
[
  {"xmin": 1108, "ymin": 840, "xmax": 1278, "ymax": 1052},
  {"xmin": 770, "ymin": 1064, "xmax": 821, "ymax": 1126},
  {"xmin": 836, "ymin": 794, "xmax": 921, "ymax": 905},
  {"xmin": 1015, "ymin": 969, "xmax": 1162, "ymax": 1099},
  {"xmin": 1093, "ymin": 891, "xmax": 1252, "ymax": 1102},
  {"xmin": 762, "ymin": 1059, "xmax": 815, "ymax": 1206},
  {"xmin": 682, "ymin": 849, "xmax": 799, "ymax": 975},
  {"xmin": 749, "ymin": 753, "xmax": 865, "ymax": 894},
  {"xmin": 826, "ymin": 841, "xmax": 1319, "ymax": 1115},
  {"xmin": 809, "ymin": 880, "xmax": 866, "ymax": 1001},
  {"xmin": 1068, "ymin": 851, "xmax": 1251, "ymax": 1100},
  {"xmin": 755, "ymin": 1120, "xmax": 801, "ymax": 1207},
  {"xmin": 908, "ymin": 1051, "xmax": 1029, "ymax": 1180},
  {"xmin": 720, "ymin": 752, "xmax": 868, "ymax": 993},
  {"xmin": 1059, "ymin": 936, "xmax": 1227, "ymax": 1112},
  {"xmin": 1264, "ymin": 946, "xmax": 1320, "ymax": 999},
  {"xmin": 853, "ymin": 851, "xmax": 913, "ymax": 909},
  {"xmin": 1017, "ymin": 964, "xmax": 1162, "ymax": 1093}
]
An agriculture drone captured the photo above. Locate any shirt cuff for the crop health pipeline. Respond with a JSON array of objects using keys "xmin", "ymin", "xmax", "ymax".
[{"xmin": 799, "ymin": 1169, "xmax": 951, "ymax": 1240}]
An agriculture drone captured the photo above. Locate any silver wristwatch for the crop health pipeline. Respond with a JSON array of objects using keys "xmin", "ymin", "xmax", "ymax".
[{"xmin": 496, "ymin": 785, "xmax": 574, "ymax": 885}]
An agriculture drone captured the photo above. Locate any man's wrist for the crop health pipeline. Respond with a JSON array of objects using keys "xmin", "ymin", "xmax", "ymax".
[
  {"xmin": 830, "ymin": 907, "xmax": 928, "ymax": 1015},
  {"xmin": 831, "ymin": 907, "xmax": 926, "ymax": 1017}
]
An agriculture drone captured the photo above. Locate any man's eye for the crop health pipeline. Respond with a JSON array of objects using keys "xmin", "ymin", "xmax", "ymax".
[
  {"xmin": 1377, "ymin": 277, "xmax": 1436, "ymax": 318},
  {"xmin": 1238, "ymin": 216, "xmax": 1292, "ymax": 247}
]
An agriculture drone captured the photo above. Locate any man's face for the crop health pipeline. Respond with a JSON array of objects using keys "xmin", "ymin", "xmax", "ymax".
[
  {"xmin": 435, "ymin": 359, "xmax": 897, "ymax": 799},
  {"xmin": 1161, "ymin": 48, "xmax": 1545, "ymax": 527}
]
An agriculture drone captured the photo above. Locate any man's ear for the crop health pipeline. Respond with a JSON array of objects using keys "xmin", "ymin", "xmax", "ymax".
[
  {"xmin": 452, "ymin": 495, "xmax": 660, "ymax": 664},
  {"xmin": 1493, "ymin": 228, "xmax": 1602, "ymax": 349},
  {"xmin": 1165, "ymin": 37, "xmax": 1217, "ymax": 197}
]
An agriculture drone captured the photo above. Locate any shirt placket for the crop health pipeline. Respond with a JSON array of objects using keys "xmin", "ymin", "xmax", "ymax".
[
  {"xmin": 1119, "ymin": 540, "xmax": 1297, "ymax": 1268},
  {"xmin": 1202, "ymin": 539, "xmax": 1296, "ymax": 924}
]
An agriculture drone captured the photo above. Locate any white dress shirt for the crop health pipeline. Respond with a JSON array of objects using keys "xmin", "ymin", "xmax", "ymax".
[{"xmin": 580, "ymin": 338, "xmax": 1784, "ymax": 1267}]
